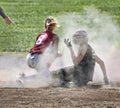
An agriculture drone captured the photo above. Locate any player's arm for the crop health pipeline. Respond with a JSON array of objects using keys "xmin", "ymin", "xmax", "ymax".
[
  {"xmin": 0, "ymin": 7, "xmax": 12, "ymax": 25},
  {"xmin": 64, "ymin": 38, "xmax": 87, "ymax": 65},
  {"xmin": 93, "ymin": 55, "xmax": 109, "ymax": 84},
  {"xmin": 69, "ymin": 45, "xmax": 87, "ymax": 65},
  {"xmin": 46, "ymin": 35, "xmax": 60, "ymax": 68},
  {"xmin": 52, "ymin": 35, "xmax": 60, "ymax": 57},
  {"xmin": 0, "ymin": 7, "xmax": 6, "ymax": 18}
]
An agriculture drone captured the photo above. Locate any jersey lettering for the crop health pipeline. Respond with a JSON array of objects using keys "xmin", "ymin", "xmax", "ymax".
[{"xmin": 36, "ymin": 34, "xmax": 47, "ymax": 45}]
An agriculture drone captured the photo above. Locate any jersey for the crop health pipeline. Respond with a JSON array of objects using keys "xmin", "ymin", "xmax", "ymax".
[
  {"xmin": 74, "ymin": 44, "xmax": 95, "ymax": 86},
  {"xmin": 51, "ymin": 44, "xmax": 96, "ymax": 87},
  {"xmin": 30, "ymin": 30, "xmax": 56, "ymax": 54},
  {"xmin": 78, "ymin": 44, "xmax": 95, "ymax": 67}
]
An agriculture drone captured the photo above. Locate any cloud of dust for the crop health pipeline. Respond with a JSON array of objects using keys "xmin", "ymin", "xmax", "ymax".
[
  {"xmin": 0, "ymin": 53, "xmax": 52, "ymax": 88},
  {"xmin": 53, "ymin": 7, "xmax": 120, "ymax": 83},
  {"xmin": 0, "ymin": 7, "xmax": 120, "ymax": 88}
]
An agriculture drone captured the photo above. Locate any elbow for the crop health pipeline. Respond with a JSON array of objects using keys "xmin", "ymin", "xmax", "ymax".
[
  {"xmin": 99, "ymin": 59, "xmax": 105, "ymax": 67},
  {"xmin": 73, "ymin": 59, "xmax": 79, "ymax": 65},
  {"xmin": 101, "ymin": 60, "xmax": 105, "ymax": 65}
]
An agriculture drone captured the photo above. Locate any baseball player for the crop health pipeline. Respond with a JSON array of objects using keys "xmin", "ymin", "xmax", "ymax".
[
  {"xmin": 19, "ymin": 16, "xmax": 61, "ymax": 86},
  {"xmin": 27, "ymin": 16, "xmax": 60, "ymax": 69},
  {"xmin": 52, "ymin": 29, "xmax": 109, "ymax": 87}
]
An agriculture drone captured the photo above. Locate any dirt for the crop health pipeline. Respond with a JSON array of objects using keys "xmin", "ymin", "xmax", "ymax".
[
  {"xmin": 0, "ymin": 51, "xmax": 120, "ymax": 108},
  {"xmin": 0, "ymin": 87, "xmax": 120, "ymax": 108}
]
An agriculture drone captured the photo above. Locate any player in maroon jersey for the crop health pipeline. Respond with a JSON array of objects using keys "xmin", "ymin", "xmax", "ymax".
[
  {"xmin": 17, "ymin": 16, "xmax": 61, "ymax": 86},
  {"xmin": 0, "ymin": 7, "xmax": 12, "ymax": 25},
  {"xmin": 27, "ymin": 16, "xmax": 60, "ymax": 70}
]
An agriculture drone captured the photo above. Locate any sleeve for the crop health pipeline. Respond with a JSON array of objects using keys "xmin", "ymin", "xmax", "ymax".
[{"xmin": 0, "ymin": 7, "xmax": 7, "ymax": 19}]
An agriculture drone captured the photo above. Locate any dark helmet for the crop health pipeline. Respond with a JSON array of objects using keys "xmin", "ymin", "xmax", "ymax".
[{"xmin": 72, "ymin": 29, "xmax": 88, "ymax": 44}]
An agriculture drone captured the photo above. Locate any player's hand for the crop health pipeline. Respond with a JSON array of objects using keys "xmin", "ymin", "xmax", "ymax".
[
  {"xmin": 64, "ymin": 38, "xmax": 72, "ymax": 47},
  {"xmin": 5, "ymin": 16, "xmax": 12, "ymax": 25}
]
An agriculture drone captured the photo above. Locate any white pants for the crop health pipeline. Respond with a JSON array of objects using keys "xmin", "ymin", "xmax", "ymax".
[{"xmin": 26, "ymin": 53, "xmax": 51, "ymax": 86}]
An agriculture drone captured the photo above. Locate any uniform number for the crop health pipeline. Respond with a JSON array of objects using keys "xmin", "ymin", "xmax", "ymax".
[{"xmin": 36, "ymin": 34, "xmax": 47, "ymax": 45}]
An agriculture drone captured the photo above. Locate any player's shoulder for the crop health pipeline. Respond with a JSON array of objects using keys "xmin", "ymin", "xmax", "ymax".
[
  {"xmin": 41, "ymin": 31, "xmax": 48, "ymax": 35},
  {"xmin": 38, "ymin": 31, "xmax": 48, "ymax": 37},
  {"xmin": 36, "ymin": 31, "xmax": 47, "ymax": 39}
]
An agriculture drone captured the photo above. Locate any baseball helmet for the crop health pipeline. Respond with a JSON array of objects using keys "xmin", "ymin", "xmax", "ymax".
[{"xmin": 44, "ymin": 16, "xmax": 57, "ymax": 28}]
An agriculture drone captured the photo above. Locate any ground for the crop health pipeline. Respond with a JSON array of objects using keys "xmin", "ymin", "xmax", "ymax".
[
  {"xmin": 0, "ymin": 52, "xmax": 120, "ymax": 108},
  {"xmin": 0, "ymin": 87, "xmax": 120, "ymax": 108}
]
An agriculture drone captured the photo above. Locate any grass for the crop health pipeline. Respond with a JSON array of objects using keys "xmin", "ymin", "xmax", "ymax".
[{"xmin": 0, "ymin": 0, "xmax": 120, "ymax": 52}]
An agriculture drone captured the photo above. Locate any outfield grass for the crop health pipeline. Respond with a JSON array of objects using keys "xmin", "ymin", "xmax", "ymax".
[{"xmin": 0, "ymin": 0, "xmax": 120, "ymax": 52}]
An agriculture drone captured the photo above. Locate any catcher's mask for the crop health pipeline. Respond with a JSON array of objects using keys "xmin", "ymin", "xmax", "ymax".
[{"xmin": 72, "ymin": 29, "xmax": 88, "ymax": 45}]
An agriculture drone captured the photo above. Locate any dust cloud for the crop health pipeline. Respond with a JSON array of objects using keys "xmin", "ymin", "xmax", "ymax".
[
  {"xmin": 0, "ymin": 7, "xmax": 120, "ymax": 88},
  {"xmin": 56, "ymin": 7, "xmax": 120, "ymax": 83}
]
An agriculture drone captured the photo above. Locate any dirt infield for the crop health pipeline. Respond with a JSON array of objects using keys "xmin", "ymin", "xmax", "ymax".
[
  {"xmin": 0, "ymin": 51, "xmax": 120, "ymax": 108},
  {"xmin": 0, "ymin": 87, "xmax": 120, "ymax": 108}
]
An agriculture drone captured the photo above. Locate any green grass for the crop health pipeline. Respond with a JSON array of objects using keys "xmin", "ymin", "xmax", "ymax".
[{"xmin": 0, "ymin": 0, "xmax": 120, "ymax": 52}]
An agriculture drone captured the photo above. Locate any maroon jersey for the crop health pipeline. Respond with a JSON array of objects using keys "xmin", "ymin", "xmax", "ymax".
[{"xmin": 30, "ymin": 30, "xmax": 56, "ymax": 54}]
